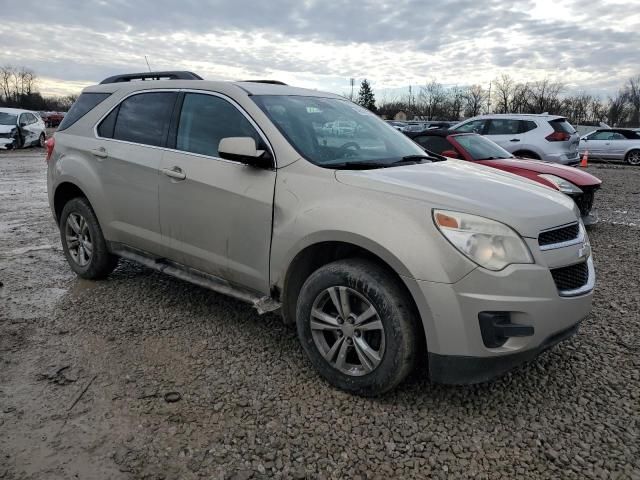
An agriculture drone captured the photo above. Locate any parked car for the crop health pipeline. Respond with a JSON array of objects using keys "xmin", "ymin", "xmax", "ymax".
[
  {"xmin": 333, "ymin": 120, "xmax": 356, "ymax": 137},
  {"xmin": 578, "ymin": 128, "xmax": 640, "ymax": 165},
  {"xmin": 384, "ymin": 120, "xmax": 406, "ymax": 131},
  {"xmin": 451, "ymin": 114, "xmax": 580, "ymax": 165},
  {"xmin": 47, "ymin": 71, "xmax": 594, "ymax": 395},
  {"xmin": 405, "ymin": 129, "xmax": 602, "ymax": 225},
  {"xmin": 40, "ymin": 111, "xmax": 66, "ymax": 128},
  {"xmin": 0, "ymin": 108, "xmax": 47, "ymax": 150}
]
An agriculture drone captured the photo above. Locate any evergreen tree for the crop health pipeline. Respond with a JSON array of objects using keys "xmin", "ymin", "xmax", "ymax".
[{"xmin": 357, "ymin": 79, "xmax": 377, "ymax": 112}]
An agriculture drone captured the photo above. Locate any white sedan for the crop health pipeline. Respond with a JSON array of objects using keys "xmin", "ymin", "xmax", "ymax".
[{"xmin": 0, "ymin": 108, "xmax": 47, "ymax": 150}]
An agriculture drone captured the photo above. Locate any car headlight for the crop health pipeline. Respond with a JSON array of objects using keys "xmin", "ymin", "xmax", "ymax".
[
  {"xmin": 433, "ymin": 210, "xmax": 533, "ymax": 271},
  {"xmin": 538, "ymin": 174, "xmax": 582, "ymax": 194}
]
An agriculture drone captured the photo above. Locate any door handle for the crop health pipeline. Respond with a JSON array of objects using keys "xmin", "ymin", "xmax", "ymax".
[
  {"xmin": 161, "ymin": 166, "xmax": 186, "ymax": 180},
  {"xmin": 509, "ymin": 138, "xmax": 520, "ymax": 142},
  {"xmin": 90, "ymin": 147, "xmax": 108, "ymax": 158}
]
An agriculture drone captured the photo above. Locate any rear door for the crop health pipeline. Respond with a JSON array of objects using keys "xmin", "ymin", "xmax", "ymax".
[
  {"xmin": 606, "ymin": 131, "xmax": 630, "ymax": 160},
  {"xmin": 159, "ymin": 91, "xmax": 276, "ymax": 293},
  {"xmin": 484, "ymin": 118, "xmax": 523, "ymax": 151},
  {"xmin": 94, "ymin": 90, "xmax": 178, "ymax": 255}
]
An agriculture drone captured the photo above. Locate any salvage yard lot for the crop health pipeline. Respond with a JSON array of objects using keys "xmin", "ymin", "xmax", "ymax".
[{"xmin": 0, "ymin": 149, "xmax": 638, "ymax": 480}]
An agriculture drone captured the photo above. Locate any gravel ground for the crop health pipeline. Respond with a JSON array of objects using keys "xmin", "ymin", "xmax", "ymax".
[{"xmin": 0, "ymin": 149, "xmax": 638, "ymax": 480}]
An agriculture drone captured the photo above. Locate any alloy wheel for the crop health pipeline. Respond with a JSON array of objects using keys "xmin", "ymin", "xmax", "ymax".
[
  {"xmin": 65, "ymin": 212, "xmax": 93, "ymax": 267},
  {"xmin": 627, "ymin": 151, "xmax": 640, "ymax": 165},
  {"xmin": 309, "ymin": 286, "xmax": 385, "ymax": 376}
]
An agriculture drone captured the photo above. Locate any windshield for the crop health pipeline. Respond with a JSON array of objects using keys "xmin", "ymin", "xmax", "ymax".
[
  {"xmin": 0, "ymin": 112, "xmax": 18, "ymax": 126},
  {"xmin": 252, "ymin": 95, "xmax": 428, "ymax": 167},
  {"xmin": 455, "ymin": 134, "xmax": 513, "ymax": 160}
]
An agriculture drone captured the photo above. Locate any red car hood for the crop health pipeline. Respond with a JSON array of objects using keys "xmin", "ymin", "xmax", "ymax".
[{"xmin": 480, "ymin": 158, "xmax": 602, "ymax": 188}]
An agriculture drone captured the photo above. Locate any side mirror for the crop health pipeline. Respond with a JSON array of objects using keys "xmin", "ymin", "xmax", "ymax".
[
  {"xmin": 19, "ymin": 121, "xmax": 27, "ymax": 127},
  {"xmin": 218, "ymin": 137, "xmax": 273, "ymax": 168},
  {"xmin": 581, "ymin": 136, "xmax": 587, "ymax": 141},
  {"xmin": 441, "ymin": 149, "xmax": 460, "ymax": 159}
]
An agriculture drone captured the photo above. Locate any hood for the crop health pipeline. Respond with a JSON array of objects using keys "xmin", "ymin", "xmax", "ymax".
[
  {"xmin": 0, "ymin": 124, "xmax": 16, "ymax": 134},
  {"xmin": 335, "ymin": 160, "xmax": 579, "ymax": 238},
  {"xmin": 481, "ymin": 157, "xmax": 602, "ymax": 187}
]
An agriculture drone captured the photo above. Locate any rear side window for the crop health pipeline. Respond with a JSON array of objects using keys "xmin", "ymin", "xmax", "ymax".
[
  {"xmin": 549, "ymin": 118, "xmax": 576, "ymax": 134},
  {"xmin": 520, "ymin": 120, "xmax": 537, "ymax": 133},
  {"xmin": 110, "ymin": 92, "xmax": 177, "ymax": 147},
  {"xmin": 175, "ymin": 93, "xmax": 261, "ymax": 157},
  {"xmin": 486, "ymin": 119, "xmax": 521, "ymax": 135},
  {"xmin": 413, "ymin": 135, "xmax": 454, "ymax": 154},
  {"xmin": 58, "ymin": 92, "xmax": 111, "ymax": 131}
]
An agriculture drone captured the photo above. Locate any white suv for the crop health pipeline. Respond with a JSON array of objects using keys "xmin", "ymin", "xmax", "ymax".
[{"xmin": 451, "ymin": 114, "xmax": 580, "ymax": 165}]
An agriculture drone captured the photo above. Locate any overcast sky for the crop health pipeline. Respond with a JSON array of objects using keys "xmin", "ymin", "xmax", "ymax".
[{"xmin": 1, "ymin": 0, "xmax": 639, "ymax": 99}]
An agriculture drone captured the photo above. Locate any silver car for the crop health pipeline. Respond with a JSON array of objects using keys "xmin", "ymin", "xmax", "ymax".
[
  {"xmin": 578, "ymin": 129, "xmax": 640, "ymax": 165},
  {"xmin": 451, "ymin": 114, "xmax": 580, "ymax": 165},
  {"xmin": 46, "ymin": 71, "xmax": 594, "ymax": 395}
]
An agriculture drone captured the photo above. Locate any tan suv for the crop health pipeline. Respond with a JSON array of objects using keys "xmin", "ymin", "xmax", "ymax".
[{"xmin": 47, "ymin": 71, "xmax": 595, "ymax": 395}]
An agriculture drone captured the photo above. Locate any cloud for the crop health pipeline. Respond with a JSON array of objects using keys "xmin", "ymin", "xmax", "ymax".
[{"xmin": 0, "ymin": 0, "xmax": 638, "ymax": 97}]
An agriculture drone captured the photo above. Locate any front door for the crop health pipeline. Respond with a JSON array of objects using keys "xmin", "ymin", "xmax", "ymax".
[{"xmin": 159, "ymin": 92, "xmax": 276, "ymax": 294}]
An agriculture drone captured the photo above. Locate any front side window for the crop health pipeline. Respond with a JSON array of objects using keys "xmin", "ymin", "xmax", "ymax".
[
  {"xmin": 587, "ymin": 131, "xmax": 613, "ymax": 140},
  {"xmin": 176, "ymin": 93, "xmax": 261, "ymax": 157},
  {"xmin": 111, "ymin": 92, "xmax": 177, "ymax": 147},
  {"xmin": 453, "ymin": 119, "xmax": 486, "ymax": 134},
  {"xmin": 455, "ymin": 134, "xmax": 513, "ymax": 160},
  {"xmin": 58, "ymin": 92, "xmax": 111, "ymax": 131},
  {"xmin": 252, "ymin": 95, "xmax": 427, "ymax": 167}
]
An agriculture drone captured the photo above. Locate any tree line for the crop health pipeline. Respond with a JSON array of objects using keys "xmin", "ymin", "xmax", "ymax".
[
  {"xmin": 0, "ymin": 65, "xmax": 77, "ymax": 112},
  {"xmin": 372, "ymin": 74, "xmax": 640, "ymax": 127}
]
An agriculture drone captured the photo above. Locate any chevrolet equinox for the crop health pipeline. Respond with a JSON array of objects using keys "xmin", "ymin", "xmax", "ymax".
[{"xmin": 47, "ymin": 71, "xmax": 595, "ymax": 395}]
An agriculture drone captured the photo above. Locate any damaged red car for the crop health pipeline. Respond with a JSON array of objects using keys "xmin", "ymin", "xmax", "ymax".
[{"xmin": 406, "ymin": 129, "xmax": 602, "ymax": 225}]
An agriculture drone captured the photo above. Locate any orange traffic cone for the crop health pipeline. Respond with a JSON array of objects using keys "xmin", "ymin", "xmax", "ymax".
[{"xmin": 580, "ymin": 150, "xmax": 588, "ymax": 168}]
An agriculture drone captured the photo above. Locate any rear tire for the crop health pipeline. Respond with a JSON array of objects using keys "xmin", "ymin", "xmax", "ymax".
[
  {"xmin": 514, "ymin": 150, "xmax": 540, "ymax": 160},
  {"xmin": 625, "ymin": 150, "xmax": 640, "ymax": 166},
  {"xmin": 296, "ymin": 258, "xmax": 419, "ymax": 396},
  {"xmin": 59, "ymin": 197, "xmax": 118, "ymax": 279}
]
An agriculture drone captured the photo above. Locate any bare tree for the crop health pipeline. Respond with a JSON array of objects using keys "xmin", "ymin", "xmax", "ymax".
[
  {"xmin": 417, "ymin": 80, "xmax": 448, "ymax": 119},
  {"xmin": 493, "ymin": 74, "xmax": 515, "ymax": 114},
  {"xmin": 624, "ymin": 76, "xmax": 640, "ymax": 126},
  {"xmin": 464, "ymin": 85, "xmax": 488, "ymax": 117},
  {"xmin": 607, "ymin": 90, "xmax": 628, "ymax": 127}
]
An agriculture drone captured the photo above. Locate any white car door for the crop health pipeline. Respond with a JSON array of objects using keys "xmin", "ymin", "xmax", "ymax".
[{"xmin": 484, "ymin": 118, "xmax": 522, "ymax": 151}]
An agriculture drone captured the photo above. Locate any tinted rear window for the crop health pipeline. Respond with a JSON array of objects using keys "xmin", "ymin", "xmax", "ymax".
[
  {"xmin": 549, "ymin": 118, "xmax": 576, "ymax": 134},
  {"xmin": 58, "ymin": 93, "xmax": 111, "ymax": 131},
  {"xmin": 112, "ymin": 92, "xmax": 177, "ymax": 147}
]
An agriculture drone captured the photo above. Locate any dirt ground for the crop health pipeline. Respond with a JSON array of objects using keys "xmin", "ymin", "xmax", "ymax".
[{"xmin": 0, "ymin": 148, "xmax": 638, "ymax": 480}]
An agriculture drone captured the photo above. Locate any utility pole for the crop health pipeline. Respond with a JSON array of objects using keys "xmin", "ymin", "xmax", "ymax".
[
  {"xmin": 487, "ymin": 81, "xmax": 492, "ymax": 113},
  {"xmin": 350, "ymin": 78, "xmax": 355, "ymax": 101}
]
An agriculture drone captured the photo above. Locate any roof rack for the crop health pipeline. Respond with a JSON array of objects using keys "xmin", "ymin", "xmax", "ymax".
[
  {"xmin": 240, "ymin": 80, "xmax": 288, "ymax": 85},
  {"xmin": 99, "ymin": 71, "xmax": 203, "ymax": 85}
]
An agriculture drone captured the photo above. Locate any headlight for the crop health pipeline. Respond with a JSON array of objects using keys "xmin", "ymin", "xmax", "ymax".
[
  {"xmin": 538, "ymin": 174, "xmax": 582, "ymax": 194},
  {"xmin": 433, "ymin": 210, "xmax": 533, "ymax": 271}
]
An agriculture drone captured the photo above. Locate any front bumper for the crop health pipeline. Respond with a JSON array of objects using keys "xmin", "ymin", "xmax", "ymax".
[
  {"xmin": 546, "ymin": 151, "xmax": 580, "ymax": 166},
  {"xmin": 0, "ymin": 137, "xmax": 15, "ymax": 149},
  {"xmin": 406, "ymin": 255, "xmax": 594, "ymax": 384},
  {"xmin": 429, "ymin": 320, "xmax": 581, "ymax": 384}
]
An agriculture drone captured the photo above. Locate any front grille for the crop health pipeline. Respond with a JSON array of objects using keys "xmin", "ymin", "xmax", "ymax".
[
  {"xmin": 551, "ymin": 262, "xmax": 589, "ymax": 292},
  {"xmin": 538, "ymin": 223, "xmax": 580, "ymax": 247},
  {"xmin": 0, "ymin": 132, "xmax": 13, "ymax": 139},
  {"xmin": 571, "ymin": 186, "xmax": 599, "ymax": 216}
]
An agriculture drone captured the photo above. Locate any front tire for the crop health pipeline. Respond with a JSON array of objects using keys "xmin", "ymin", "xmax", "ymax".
[
  {"xmin": 625, "ymin": 149, "xmax": 640, "ymax": 166},
  {"xmin": 38, "ymin": 133, "xmax": 46, "ymax": 148},
  {"xmin": 296, "ymin": 258, "xmax": 419, "ymax": 396},
  {"xmin": 59, "ymin": 197, "xmax": 118, "ymax": 279}
]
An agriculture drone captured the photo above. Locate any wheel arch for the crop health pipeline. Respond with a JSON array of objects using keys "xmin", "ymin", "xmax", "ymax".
[
  {"xmin": 53, "ymin": 182, "xmax": 90, "ymax": 223},
  {"xmin": 278, "ymin": 240, "xmax": 428, "ymax": 355}
]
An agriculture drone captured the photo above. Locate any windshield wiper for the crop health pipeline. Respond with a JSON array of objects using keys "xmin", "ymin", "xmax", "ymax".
[{"xmin": 329, "ymin": 161, "xmax": 390, "ymax": 170}]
